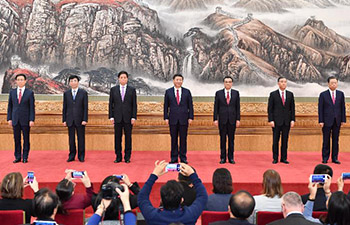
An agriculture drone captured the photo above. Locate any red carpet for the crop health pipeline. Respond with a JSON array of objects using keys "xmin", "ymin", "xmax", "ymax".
[{"xmin": 0, "ymin": 150, "xmax": 349, "ymax": 212}]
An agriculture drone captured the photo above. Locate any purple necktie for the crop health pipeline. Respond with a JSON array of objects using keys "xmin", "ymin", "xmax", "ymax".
[{"xmin": 121, "ymin": 86, "xmax": 125, "ymax": 102}]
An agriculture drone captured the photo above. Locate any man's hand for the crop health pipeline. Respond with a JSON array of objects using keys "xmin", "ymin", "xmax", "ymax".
[
  {"xmin": 81, "ymin": 121, "xmax": 87, "ymax": 126},
  {"xmin": 96, "ymin": 199, "xmax": 112, "ymax": 216},
  {"xmin": 180, "ymin": 163, "xmax": 195, "ymax": 177},
  {"xmin": 188, "ymin": 119, "xmax": 193, "ymax": 125},
  {"xmin": 29, "ymin": 121, "xmax": 34, "ymax": 127},
  {"xmin": 110, "ymin": 118, "xmax": 115, "ymax": 124},
  {"xmin": 152, "ymin": 160, "xmax": 168, "ymax": 177},
  {"xmin": 236, "ymin": 120, "xmax": 240, "ymax": 128},
  {"xmin": 323, "ymin": 175, "xmax": 332, "ymax": 196},
  {"xmin": 8, "ymin": 120, "xmax": 12, "ymax": 126},
  {"xmin": 319, "ymin": 123, "xmax": 324, "ymax": 128},
  {"xmin": 165, "ymin": 119, "xmax": 169, "ymax": 125},
  {"xmin": 341, "ymin": 122, "xmax": 345, "ymax": 126},
  {"xmin": 115, "ymin": 184, "xmax": 131, "ymax": 211},
  {"xmin": 214, "ymin": 120, "xmax": 218, "ymax": 127},
  {"xmin": 308, "ymin": 182, "xmax": 317, "ymax": 200},
  {"xmin": 291, "ymin": 121, "xmax": 295, "ymax": 128},
  {"xmin": 269, "ymin": 121, "xmax": 275, "ymax": 128},
  {"xmin": 337, "ymin": 176, "xmax": 344, "ymax": 192},
  {"xmin": 131, "ymin": 119, "xmax": 136, "ymax": 125},
  {"xmin": 121, "ymin": 174, "xmax": 132, "ymax": 187},
  {"xmin": 24, "ymin": 176, "xmax": 39, "ymax": 193},
  {"xmin": 80, "ymin": 171, "xmax": 91, "ymax": 188},
  {"xmin": 64, "ymin": 169, "xmax": 75, "ymax": 180},
  {"xmin": 63, "ymin": 122, "xmax": 67, "ymax": 126}
]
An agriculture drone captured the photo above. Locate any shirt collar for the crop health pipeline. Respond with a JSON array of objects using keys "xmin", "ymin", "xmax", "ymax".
[
  {"xmin": 72, "ymin": 87, "xmax": 79, "ymax": 92},
  {"xmin": 286, "ymin": 211, "xmax": 303, "ymax": 217},
  {"xmin": 17, "ymin": 86, "xmax": 25, "ymax": 92}
]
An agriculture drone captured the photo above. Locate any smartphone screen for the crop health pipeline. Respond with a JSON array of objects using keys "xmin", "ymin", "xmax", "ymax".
[
  {"xmin": 114, "ymin": 175, "xmax": 124, "ymax": 179},
  {"xmin": 28, "ymin": 171, "xmax": 34, "ymax": 183},
  {"xmin": 342, "ymin": 173, "xmax": 350, "ymax": 180},
  {"xmin": 165, "ymin": 164, "xmax": 180, "ymax": 172},
  {"xmin": 310, "ymin": 174, "xmax": 326, "ymax": 183},
  {"xmin": 71, "ymin": 171, "xmax": 84, "ymax": 178}
]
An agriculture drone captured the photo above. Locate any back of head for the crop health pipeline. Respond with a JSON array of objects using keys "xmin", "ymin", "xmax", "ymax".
[
  {"xmin": 229, "ymin": 190, "xmax": 255, "ymax": 220},
  {"xmin": 178, "ymin": 166, "xmax": 196, "ymax": 186},
  {"xmin": 313, "ymin": 164, "xmax": 333, "ymax": 177},
  {"xmin": 56, "ymin": 179, "xmax": 74, "ymax": 202},
  {"xmin": 262, "ymin": 169, "xmax": 283, "ymax": 198},
  {"xmin": 34, "ymin": 188, "xmax": 59, "ymax": 220},
  {"xmin": 161, "ymin": 180, "xmax": 184, "ymax": 210},
  {"xmin": 212, "ymin": 168, "xmax": 233, "ymax": 194},
  {"xmin": 326, "ymin": 191, "xmax": 350, "ymax": 225},
  {"xmin": 100, "ymin": 175, "xmax": 120, "ymax": 190},
  {"xmin": 1, "ymin": 172, "xmax": 23, "ymax": 199},
  {"xmin": 281, "ymin": 192, "xmax": 303, "ymax": 215}
]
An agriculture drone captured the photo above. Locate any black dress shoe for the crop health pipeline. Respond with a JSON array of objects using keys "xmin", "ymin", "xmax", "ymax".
[
  {"xmin": 322, "ymin": 160, "xmax": 328, "ymax": 164},
  {"xmin": 114, "ymin": 159, "xmax": 122, "ymax": 163},
  {"xmin": 181, "ymin": 160, "xmax": 188, "ymax": 164},
  {"xmin": 79, "ymin": 159, "xmax": 85, "ymax": 162},
  {"xmin": 228, "ymin": 160, "xmax": 235, "ymax": 164},
  {"xmin": 125, "ymin": 160, "xmax": 130, "ymax": 163},
  {"xmin": 332, "ymin": 160, "xmax": 341, "ymax": 164},
  {"xmin": 22, "ymin": 159, "xmax": 28, "ymax": 163},
  {"xmin": 67, "ymin": 158, "xmax": 75, "ymax": 162},
  {"xmin": 272, "ymin": 160, "xmax": 278, "ymax": 164},
  {"xmin": 281, "ymin": 160, "xmax": 289, "ymax": 164},
  {"xmin": 220, "ymin": 159, "xmax": 226, "ymax": 164},
  {"xmin": 170, "ymin": 160, "xmax": 178, "ymax": 163},
  {"xmin": 13, "ymin": 159, "xmax": 21, "ymax": 163}
]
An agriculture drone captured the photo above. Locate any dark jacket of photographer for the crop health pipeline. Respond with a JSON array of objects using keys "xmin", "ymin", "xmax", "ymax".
[{"xmin": 92, "ymin": 182, "xmax": 140, "ymax": 220}]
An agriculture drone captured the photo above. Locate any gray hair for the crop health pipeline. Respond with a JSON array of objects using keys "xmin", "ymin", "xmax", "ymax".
[{"xmin": 282, "ymin": 192, "xmax": 302, "ymax": 208}]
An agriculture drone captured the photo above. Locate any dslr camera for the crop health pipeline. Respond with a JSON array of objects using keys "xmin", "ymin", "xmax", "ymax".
[{"xmin": 101, "ymin": 181, "xmax": 125, "ymax": 199}]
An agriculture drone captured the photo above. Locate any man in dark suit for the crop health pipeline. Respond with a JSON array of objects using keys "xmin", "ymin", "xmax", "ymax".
[
  {"xmin": 267, "ymin": 192, "xmax": 319, "ymax": 225},
  {"xmin": 268, "ymin": 76, "xmax": 295, "ymax": 164},
  {"xmin": 164, "ymin": 74, "xmax": 194, "ymax": 164},
  {"xmin": 210, "ymin": 191, "xmax": 255, "ymax": 225},
  {"xmin": 214, "ymin": 76, "xmax": 240, "ymax": 164},
  {"xmin": 318, "ymin": 76, "xmax": 346, "ymax": 164},
  {"xmin": 7, "ymin": 74, "xmax": 35, "ymax": 163},
  {"xmin": 63, "ymin": 75, "xmax": 88, "ymax": 162},
  {"xmin": 109, "ymin": 71, "xmax": 137, "ymax": 163}
]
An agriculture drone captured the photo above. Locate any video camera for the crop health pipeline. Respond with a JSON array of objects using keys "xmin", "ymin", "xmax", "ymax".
[{"xmin": 101, "ymin": 181, "xmax": 125, "ymax": 200}]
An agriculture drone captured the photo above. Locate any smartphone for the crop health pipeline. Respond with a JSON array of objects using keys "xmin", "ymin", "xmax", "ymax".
[
  {"xmin": 165, "ymin": 164, "xmax": 180, "ymax": 172},
  {"xmin": 342, "ymin": 173, "xmax": 350, "ymax": 180},
  {"xmin": 27, "ymin": 171, "xmax": 34, "ymax": 183},
  {"xmin": 114, "ymin": 175, "xmax": 124, "ymax": 179},
  {"xmin": 310, "ymin": 174, "xmax": 327, "ymax": 183},
  {"xmin": 34, "ymin": 221, "xmax": 57, "ymax": 225},
  {"xmin": 71, "ymin": 171, "xmax": 84, "ymax": 178}
]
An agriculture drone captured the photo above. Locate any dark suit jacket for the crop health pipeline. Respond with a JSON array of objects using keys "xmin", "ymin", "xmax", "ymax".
[
  {"xmin": 7, "ymin": 88, "xmax": 35, "ymax": 126},
  {"xmin": 0, "ymin": 198, "xmax": 34, "ymax": 223},
  {"xmin": 109, "ymin": 85, "xmax": 137, "ymax": 123},
  {"xmin": 267, "ymin": 213, "xmax": 319, "ymax": 225},
  {"xmin": 213, "ymin": 89, "xmax": 240, "ymax": 124},
  {"xmin": 164, "ymin": 87, "xmax": 194, "ymax": 125},
  {"xmin": 318, "ymin": 90, "xmax": 346, "ymax": 127},
  {"xmin": 301, "ymin": 188, "xmax": 327, "ymax": 211},
  {"xmin": 62, "ymin": 88, "xmax": 88, "ymax": 127},
  {"xmin": 268, "ymin": 90, "xmax": 295, "ymax": 126},
  {"xmin": 210, "ymin": 218, "xmax": 253, "ymax": 225}
]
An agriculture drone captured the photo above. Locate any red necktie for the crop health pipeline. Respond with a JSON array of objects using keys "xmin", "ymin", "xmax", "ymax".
[
  {"xmin": 332, "ymin": 91, "xmax": 335, "ymax": 104},
  {"xmin": 226, "ymin": 91, "xmax": 230, "ymax": 105},
  {"xmin": 176, "ymin": 89, "xmax": 180, "ymax": 105},
  {"xmin": 18, "ymin": 89, "xmax": 22, "ymax": 104},
  {"xmin": 282, "ymin": 91, "xmax": 285, "ymax": 106}
]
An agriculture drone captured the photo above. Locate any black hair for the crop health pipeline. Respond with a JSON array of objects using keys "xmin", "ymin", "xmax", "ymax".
[
  {"xmin": 160, "ymin": 180, "xmax": 184, "ymax": 210},
  {"xmin": 313, "ymin": 164, "xmax": 333, "ymax": 177},
  {"xmin": 33, "ymin": 188, "xmax": 59, "ymax": 220},
  {"xmin": 118, "ymin": 71, "xmax": 129, "ymax": 78},
  {"xmin": 212, "ymin": 168, "xmax": 233, "ymax": 194},
  {"xmin": 15, "ymin": 74, "xmax": 26, "ymax": 80},
  {"xmin": 173, "ymin": 74, "xmax": 184, "ymax": 80},
  {"xmin": 324, "ymin": 191, "xmax": 350, "ymax": 225},
  {"xmin": 56, "ymin": 179, "xmax": 74, "ymax": 202},
  {"xmin": 327, "ymin": 76, "xmax": 338, "ymax": 83},
  {"xmin": 68, "ymin": 75, "xmax": 80, "ymax": 82},
  {"xmin": 229, "ymin": 190, "xmax": 255, "ymax": 219},
  {"xmin": 277, "ymin": 76, "xmax": 286, "ymax": 82},
  {"xmin": 223, "ymin": 76, "xmax": 233, "ymax": 82}
]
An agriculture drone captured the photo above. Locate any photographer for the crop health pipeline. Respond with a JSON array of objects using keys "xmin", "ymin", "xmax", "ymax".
[
  {"xmin": 92, "ymin": 174, "xmax": 140, "ymax": 221},
  {"xmin": 87, "ymin": 184, "xmax": 136, "ymax": 225},
  {"xmin": 0, "ymin": 172, "xmax": 39, "ymax": 223},
  {"xmin": 137, "ymin": 160, "xmax": 208, "ymax": 225},
  {"xmin": 55, "ymin": 169, "xmax": 93, "ymax": 210}
]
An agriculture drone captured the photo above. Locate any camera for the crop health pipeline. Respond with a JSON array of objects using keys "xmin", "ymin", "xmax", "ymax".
[{"xmin": 101, "ymin": 181, "xmax": 125, "ymax": 199}]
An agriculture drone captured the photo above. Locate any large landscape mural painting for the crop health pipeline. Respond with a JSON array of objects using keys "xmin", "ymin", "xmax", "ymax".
[{"xmin": 1, "ymin": 0, "xmax": 350, "ymax": 96}]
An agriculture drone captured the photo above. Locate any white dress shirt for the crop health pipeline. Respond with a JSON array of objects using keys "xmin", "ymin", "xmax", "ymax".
[
  {"xmin": 224, "ymin": 89, "xmax": 231, "ymax": 99},
  {"xmin": 17, "ymin": 86, "xmax": 26, "ymax": 100},
  {"xmin": 329, "ymin": 89, "xmax": 336, "ymax": 101},
  {"xmin": 279, "ymin": 89, "xmax": 286, "ymax": 101},
  {"xmin": 174, "ymin": 87, "xmax": 182, "ymax": 102}
]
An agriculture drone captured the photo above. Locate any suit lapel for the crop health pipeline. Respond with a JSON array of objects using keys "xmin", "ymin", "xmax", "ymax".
[
  {"xmin": 326, "ymin": 90, "xmax": 333, "ymax": 105},
  {"xmin": 19, "ymin": 88, "xmax": 27, "ymax": 105},
  {"xmin": 116, "ymin": 85, "xmax": 122, "ymax": 102}
]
